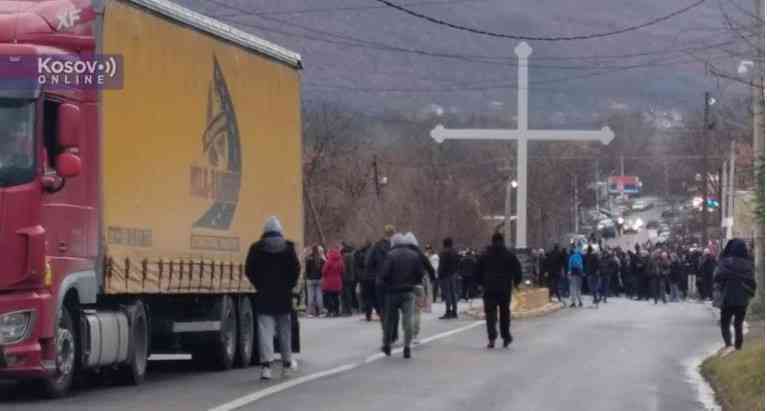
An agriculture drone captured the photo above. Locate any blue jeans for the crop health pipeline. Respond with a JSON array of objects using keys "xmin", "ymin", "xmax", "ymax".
[
  {"xmin": 588, "ymin": 275, "xmax": 601, "ymax": 304},
  {"xmin": 440, "ymin": 276, "xmax": 458, "ymax": 314},
  {"xmin": 306, "ymin": 279, "xmax": 323, "ymax": 315}
]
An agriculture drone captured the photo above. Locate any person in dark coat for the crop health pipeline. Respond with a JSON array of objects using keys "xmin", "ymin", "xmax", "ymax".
[
  {"xmin": 246, "ymin": 216, "xmax": 300, "ymax": 380},
  {"xmin": 459, "ymin": 250, "xmax": 478, "ymax": 301},
  {"xmin": 377, "ymin": 233, "xmax": 426, "ymax": 359},
  {"xmin": 438, "ymin": 237, "xmax": 461, "ymax": 319},
  {"xmin": 304, "ymin": 246, "xmax": 325, "ymax": 317},
  {"xmin": 545, "ymin": 244, "xmax": 564, "ymax": 303},
  {"xmin": 363, "ymin": 226, "xmax": 394, "ymax": 322},
  {"xmin": 475, "ymin": 232, "xmax": 522, "ymax": 349},
  {"xmin": 700, "ymin": 249, "xmax": 717, "ymax": 300},
  {"xmin": 355, "ymin": 241, "xmax": 371, "ymax": 319},
  {"xmin": 366, "ymin": 225, "xmax": 396, "ymax": 337},
  {"xmin": 714, "ymin": 239, "xmax": 756, "ymax": 354},
  {"xmin": 584, "ymin": 247, "xmax": 601, "ymax": 307},
  {"xmin": 341, "ymin": 243, "xmax": 357, "ymax": 315}
]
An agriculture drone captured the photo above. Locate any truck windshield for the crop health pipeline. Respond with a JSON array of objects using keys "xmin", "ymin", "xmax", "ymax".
[{"xmin": 0, "ymin": 99, "xmax": 35, "ymax": 187}]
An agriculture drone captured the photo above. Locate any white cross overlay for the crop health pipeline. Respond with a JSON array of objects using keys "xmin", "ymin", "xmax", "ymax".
[{"xmin": 431, "ymin": 42, "xmax": 615, "ymax": 249}]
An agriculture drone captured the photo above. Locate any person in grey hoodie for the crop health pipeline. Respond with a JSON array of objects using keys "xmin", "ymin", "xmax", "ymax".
[
  {"xmin": 378, "ymin": 233, "xmax": 426, "ymax": 359},
  {"xmin": 714, "ymin": 238, "xmax": 756, "ymax": 355},
  {"xmin": 245, "ymin": 216, "xmax": 300, "ymax": 380}
]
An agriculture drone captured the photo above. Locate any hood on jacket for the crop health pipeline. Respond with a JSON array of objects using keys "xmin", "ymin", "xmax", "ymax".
[
  {"xmin": 390, "ymin": 233, "xmax": 407, "ymax": 247},
  {"xmin": 258, "ymin": 231, "xmax": 287, "ymax": 254},
  {"xmin": 722, "ymin": 238, "xmax": 749, "ymax": 259},
  {"xmin": 403, "ymin": 232, "xmax": 419, "ymax": 247},
  {"xmin": 263, "ymin": 216, "xmax": 283, "ymax": 235}
]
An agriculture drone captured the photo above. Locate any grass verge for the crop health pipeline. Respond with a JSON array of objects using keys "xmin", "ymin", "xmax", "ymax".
[{"xmin": 701, "ymin": 322, "xmax": 764, "ymax": 411}]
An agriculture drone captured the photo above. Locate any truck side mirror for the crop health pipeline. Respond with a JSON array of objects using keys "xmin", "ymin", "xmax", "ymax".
[
  {"xmin": 56, "ymin": 152, "xmax": 81, "ymax": 178},
  {"xmin": 58, "ymin": 103, "xmax": 81, "ymax": 148}
]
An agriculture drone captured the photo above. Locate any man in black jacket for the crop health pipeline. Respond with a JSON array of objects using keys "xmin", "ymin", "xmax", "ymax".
[
  {"xmin": 367, "ymin": 225, "xmax": 396, "ymax": 339},
  {"xmin": 545, "ymin": 244, "xmax": 564, "ymax": 303},
  {"xmin": 475, "ymin": 232, "xmax": 522, "ymax": 349},
  {"xmin": 438, "ymin": 237, "xmax": 461, "ymax": 319},
  {"xmin": 245, "ymin": 216, "xmax": 300, "ymax": 380},
  {"xmin": 378, "ymin": 233, "xmax": 426, "ymax": 358}
]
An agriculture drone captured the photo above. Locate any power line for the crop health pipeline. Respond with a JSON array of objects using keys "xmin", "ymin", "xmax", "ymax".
[
  {"xmin": 302, "ymin": 52, "xmax": 735, "ymax": 94},
  {"xmin": 371, "ymin": 0, "xmax": 707, "ymax": 41},
  {"xmin": 207, "ymin": 0, "xmax": 738, "ymax": 66},
  {"xmin": 215, "ymin": 0, "xmax": 486, "ymax": 18}
]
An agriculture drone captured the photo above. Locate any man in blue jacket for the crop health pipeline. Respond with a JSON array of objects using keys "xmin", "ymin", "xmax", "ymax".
[{"xmin": 567, "ymin": 246, "xmax": 584, "ymax": 308}]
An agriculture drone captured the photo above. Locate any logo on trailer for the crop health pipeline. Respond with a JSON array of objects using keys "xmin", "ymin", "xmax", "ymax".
[{"xmin": 190, "ymin": 56, "xmax": 242, "ymax": 230}]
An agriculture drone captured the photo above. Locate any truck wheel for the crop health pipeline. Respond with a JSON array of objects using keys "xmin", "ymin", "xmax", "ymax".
[
  {"xmin": 116, "ymin": 301, "xmax": 148, "ymax": 385},
  {"xmin": 235, "ymin": 296, "xmax": 254, "ymax": 368},
  {"xmin": 212, "ymin": 295, "xmax": 236, "ymax": 370},
  {"xmin": 41, "ymin": 307, "xmax": 77, "ymax": 398}
]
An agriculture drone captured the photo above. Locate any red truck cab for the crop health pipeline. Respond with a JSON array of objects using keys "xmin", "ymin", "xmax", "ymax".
[{"xmin": 0, "ymin": 0, "xmax": 98, "ymax": 395}]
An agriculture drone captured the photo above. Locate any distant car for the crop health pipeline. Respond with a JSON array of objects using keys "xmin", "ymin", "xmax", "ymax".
[
  {"xmin": 646, "ymin": 220, "xmax": 660, "ymax": 229},
  {"xmin": 661, "ymin": 208, "xmax": 676, "ymax": 218},
  {"xmin": 658, "ymin": 231, "xmax": 671, "ymax": 243},
  {"xmin": 624, "ymin": 217, "xmax": 643, "ymax": 234},
  {"xmin": 631, "ymin": 201, "xmax": 646, "ymax": 211}
]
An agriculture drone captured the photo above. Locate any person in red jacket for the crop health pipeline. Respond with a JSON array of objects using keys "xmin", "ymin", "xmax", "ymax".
[{"xmin": 322, "ymin": 248, "xmax": 345, "ymax": 317}]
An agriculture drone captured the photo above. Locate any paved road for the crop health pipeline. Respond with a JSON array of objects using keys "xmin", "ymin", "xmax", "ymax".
[
  {"xmin": 238, "ymin": 299, "xmax": 721, "ymax": 411},
  {"xmin": 2, "ymin": 298, "xmax": 722, "ymax": 410}
]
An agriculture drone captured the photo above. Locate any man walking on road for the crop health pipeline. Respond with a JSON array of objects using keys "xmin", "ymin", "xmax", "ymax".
[
  {"xmin": 341, "ymin": 243, "xmax": 357, "ymax": 315},
  {"xmin": 245, "ymin": 216, "xmax": 300, "ymax": 380},
  {"xmin": 475, "ymin": 232, "xmax": 521, "ymax": 349},
  {"xmin": 378, "ymin": 233, "xmax": 426, "ymax": 359},
  {"xmin": 438, "ymin": 238, "xmax": 461, "ymax": 319},
  {"xmin": 585, "ymin": 246, "xmax": 600, "ymax": 308},
  {"xmin": 366, "ymin": 225, "xmax": 395, "ymax": 337},
  {"xmin": 567, "ymin": 246, "xmax": 584, "ymax": 308}
]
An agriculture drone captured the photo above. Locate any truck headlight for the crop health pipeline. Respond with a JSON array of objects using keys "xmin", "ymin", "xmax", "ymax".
[{"xmin": 0, "ymin": 310, "xmax": 35, "ymax": 345}]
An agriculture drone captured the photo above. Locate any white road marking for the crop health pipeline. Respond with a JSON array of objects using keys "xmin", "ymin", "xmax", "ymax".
[{"xmin": 210, "ymin": 320, "xmax": 485, "ymax": 411}]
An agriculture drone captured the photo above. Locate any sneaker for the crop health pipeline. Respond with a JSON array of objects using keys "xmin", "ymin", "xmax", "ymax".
[
  {"xmin": 382, "ymin": 345, "xmax": 391, "ymax": 356},
  {"xmin": 487, "ymin": 341, "xmax": 495, "ymax": 349},
  {"xmin": 578, "ymin": 302, "xmax": 583, "ymax": 307},
  {"xmin": 503, "ymin": 337, "xmax": 513, "ymax": 349},
  {"xmin": 261, "ymin": 367, "xmax": 272, "ymax": 380},
  {"xmin": 721, "ymin": 346, "xmax": 736, "ymax": 357},
  {"xmin": 439, "ymin": 314, "xmax": 451, "ymax": 320},
  {"xmin": 569, "ymin": 303, "xmax": 576, "ymax": 308},
  {"xmin": 403, "ymin": 346, "xmax": 411, "ymax": 359}
]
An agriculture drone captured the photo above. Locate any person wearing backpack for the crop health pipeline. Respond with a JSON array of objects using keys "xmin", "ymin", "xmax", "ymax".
[
  {"xmin": 567, "ymin": 246, "xmax": 584, "ymax": 308},
  {"xmin": 714, "ymin": 239, "xmax": 756, "ymax": 356}
]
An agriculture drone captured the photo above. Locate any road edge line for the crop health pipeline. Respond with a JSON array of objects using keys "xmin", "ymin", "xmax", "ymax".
[{"xmin": 209, "ymin": 320, "xmax": 485, "ymax": 411}]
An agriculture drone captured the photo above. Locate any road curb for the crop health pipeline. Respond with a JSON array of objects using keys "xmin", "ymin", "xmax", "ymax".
[{"xmin": 463, "ymin": 302, "xmax": 562, "ymax": 320}]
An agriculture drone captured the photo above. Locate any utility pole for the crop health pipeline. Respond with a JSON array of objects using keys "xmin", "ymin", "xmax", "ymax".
[
  {"xmin": 727, "ymin": 140, "xmax": 736, "ymax": 240},
  {"xmin": 751, "ymin": 0, "xmax": 764, "ymax": 317},
  {"xmin": 702, "ymin": 92, "xmax": 711, "ymax": 247},
  {"xmin": 573, "ymin": 174, "xmax": 579, "ymax": 233},
  {"xmin": 373, "ymin": 155, "xmax": 380, "ymax": 198},
  {"xmin": 595, "ymin": 160, "xmax": 600, "ymax": 213}
]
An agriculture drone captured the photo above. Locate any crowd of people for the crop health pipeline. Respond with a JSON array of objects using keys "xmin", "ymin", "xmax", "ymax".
[
  {"xmin": 536, "ymin": 241, "xmax": 730, "ymax": 308},
  {"xmin": 244, "ymin": 215, "xmax": 757, "ymax": 381},
  {"xmin": 300, "ymin": 233, "xmax": 485, "ymax": 322},
  {"xmin": 297, "ymin": 225, "xmax": 522, "ymax": 359}
]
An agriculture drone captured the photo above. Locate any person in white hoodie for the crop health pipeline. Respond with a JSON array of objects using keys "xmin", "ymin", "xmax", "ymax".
[{"xmin": 402, "ymin": 232, "xmax": 436, "ymax": 345}]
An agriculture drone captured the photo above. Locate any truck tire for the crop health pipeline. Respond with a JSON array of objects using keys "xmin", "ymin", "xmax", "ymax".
[
  {"xmin": 212, "ymin": 295, "xmax": 237, "ymax": 370},
  {"xmin": 41, "ymin": 306, "xmax": 77, "ymax": 398},
  {"xmin": 116, "ymin": 300, "xmax": 148, "ymax": 385},
  {"xmin": 235, "ymin": 296, "xmax": 254, "ymax": 368}
]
